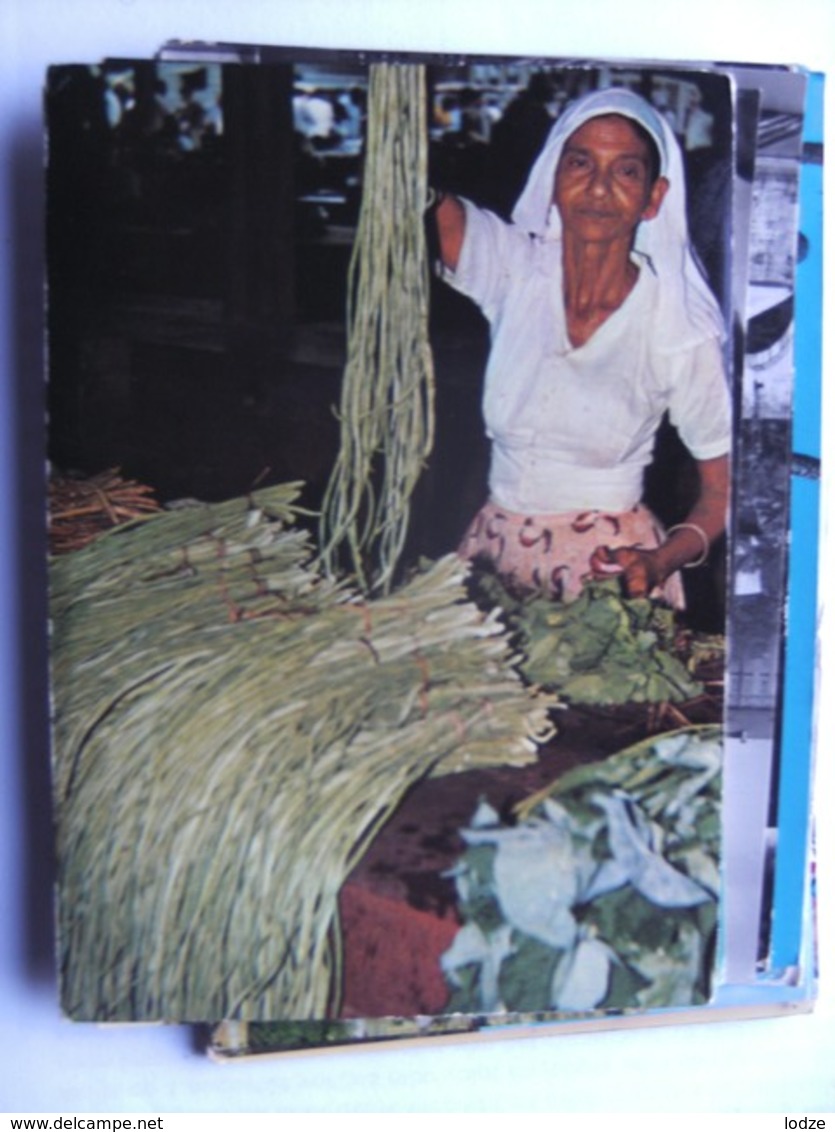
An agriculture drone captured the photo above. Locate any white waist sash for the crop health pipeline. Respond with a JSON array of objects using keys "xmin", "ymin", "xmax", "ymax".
[{"xmin": 488, "ymin": 437, "xmax": 644, "ymax": 514}]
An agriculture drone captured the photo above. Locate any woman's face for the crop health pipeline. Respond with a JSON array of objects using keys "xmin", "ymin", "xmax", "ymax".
[{"xmin": 553, "ymin": 114, "xmax": 669, "ymax": 244}]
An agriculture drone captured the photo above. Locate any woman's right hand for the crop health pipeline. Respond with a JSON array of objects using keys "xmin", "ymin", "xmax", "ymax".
[{"xmin": 589, "ymin": 544, "xmax": 662, "ymax": 599}]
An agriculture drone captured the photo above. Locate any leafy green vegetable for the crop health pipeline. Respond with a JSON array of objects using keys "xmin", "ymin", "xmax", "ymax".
[
  {"xmin": 441, "ymin": 726, "xmax": 721, "ymax": 1015},
  {"xmin": 468, "ymin": 568, "xmax": 705, "ymax": 705}
]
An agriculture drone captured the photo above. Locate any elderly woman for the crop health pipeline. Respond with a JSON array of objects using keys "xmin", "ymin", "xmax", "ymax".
[{"xmin": 435, "ymin": 87, "xmax": 731, "ymax": 606}]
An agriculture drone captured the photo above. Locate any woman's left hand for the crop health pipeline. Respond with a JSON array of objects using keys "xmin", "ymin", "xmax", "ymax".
[{"xmin": 589, "ymin": 545, "xmax": 662, "ymax": 598}]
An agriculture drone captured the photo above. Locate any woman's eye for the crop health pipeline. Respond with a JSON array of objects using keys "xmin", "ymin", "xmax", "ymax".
[{"xmin": 616, "ymin": 162, "xmax": 643, "ymax": 180}]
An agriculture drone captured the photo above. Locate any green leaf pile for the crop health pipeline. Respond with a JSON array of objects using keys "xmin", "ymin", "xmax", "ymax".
[
  {"xmin": 442, "ymin": 726, "xmax": 721, "ymax": 1015},
  {"xmin": 469, "ymin": 567, "xmax": 704, "ymax": 704}
]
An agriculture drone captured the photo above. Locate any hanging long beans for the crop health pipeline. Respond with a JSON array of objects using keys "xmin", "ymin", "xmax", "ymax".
[{"xmin": 319, "ymin": 63, "xmax": 435, "ymax": 594}]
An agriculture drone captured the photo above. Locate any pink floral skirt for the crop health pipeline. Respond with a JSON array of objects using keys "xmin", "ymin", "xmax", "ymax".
[{"xmin": 458, "ymin": 500, "xmax": 685, "ymax": 607}]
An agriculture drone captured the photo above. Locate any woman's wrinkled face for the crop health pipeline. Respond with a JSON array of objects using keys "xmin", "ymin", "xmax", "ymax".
[{"xmin": 553, "ymin": 114, "xmax": 668, "ymax": 243}]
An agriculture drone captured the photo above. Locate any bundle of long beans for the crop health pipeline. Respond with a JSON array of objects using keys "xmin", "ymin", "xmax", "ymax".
[
  {"xmin": 319, "ymin": 63, "xmax": 435, "ymax": 594},
  {"xmin": 49, "ymin": 468, "xmax": 161, "ymax": 555},
  {"xmin": 51, "ymin": 483, "xmax": 554, "ymax": 1021}
]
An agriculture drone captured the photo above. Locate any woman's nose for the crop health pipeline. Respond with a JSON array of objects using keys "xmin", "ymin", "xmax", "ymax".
[{"xmin": 588, "ymin": 167, "xmax": 611, "ymax": 196}]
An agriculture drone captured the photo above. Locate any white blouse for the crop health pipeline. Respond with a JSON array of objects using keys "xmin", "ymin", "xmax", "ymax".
[{"xmin": 441, "ymin": 201, "xmax": 731, "ymax": 515}]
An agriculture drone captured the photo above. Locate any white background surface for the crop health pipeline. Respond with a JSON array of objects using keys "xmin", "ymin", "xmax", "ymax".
[{"xmin": 1, "ymin": 0, "xmax": 833, "ymax": 1113}]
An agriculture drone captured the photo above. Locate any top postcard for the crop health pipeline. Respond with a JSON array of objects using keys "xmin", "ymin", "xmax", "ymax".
[{"xmin": 45, "ymin": 48, "xmax": 820, "ymax": 1030}]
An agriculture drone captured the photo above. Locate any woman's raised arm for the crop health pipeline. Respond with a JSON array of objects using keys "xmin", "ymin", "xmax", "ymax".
[{"xmin": 434, "ymin": 192, "xmax": 467, "ymax": 272}]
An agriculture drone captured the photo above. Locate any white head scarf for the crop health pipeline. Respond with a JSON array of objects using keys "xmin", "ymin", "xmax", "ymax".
[{"xmin": 511, "ymin": 87, "xmax": 725, "ymax": 346}]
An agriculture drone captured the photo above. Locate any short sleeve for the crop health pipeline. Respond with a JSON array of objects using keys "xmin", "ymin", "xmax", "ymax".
[
  {"xmin": 666, "ymin": 337, "xmax": 732, "ymax": 460},
  {"xmin": 437, "ymin": 200, "xmax": 532, "ymax": 323}
]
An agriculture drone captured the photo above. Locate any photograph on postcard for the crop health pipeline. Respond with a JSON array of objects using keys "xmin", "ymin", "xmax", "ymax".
[{"xmin": 46, "ymin": 51, "xmax": 751, "ymax": 1028}]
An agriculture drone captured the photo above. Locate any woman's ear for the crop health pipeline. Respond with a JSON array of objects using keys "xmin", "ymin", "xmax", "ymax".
[{"xmin": 642, "ymin": 175, "xmax": 670, "ymax": 221}]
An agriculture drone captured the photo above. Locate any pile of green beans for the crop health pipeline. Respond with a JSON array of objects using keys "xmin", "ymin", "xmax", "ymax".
[{"xmin": 51, "ymin": 483, "xmax": 555, "ymax": 1021}]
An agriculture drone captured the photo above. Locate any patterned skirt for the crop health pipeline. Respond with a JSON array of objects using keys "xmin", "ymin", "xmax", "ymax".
[{"xmin": 458, "ymin": 499, "xmax": 685, "ymax": 608}]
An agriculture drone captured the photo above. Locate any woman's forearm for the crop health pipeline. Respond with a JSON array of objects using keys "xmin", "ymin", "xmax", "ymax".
[{"xmin": 652, "ymin": 453, "xmax": 730, "ymax": 582}]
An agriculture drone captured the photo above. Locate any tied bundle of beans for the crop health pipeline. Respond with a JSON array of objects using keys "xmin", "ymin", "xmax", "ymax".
[
  {"xmin": 49, "ymin": 468, "xmax": 161, "ymax": 555},
  {"xmin": 51, "ymin": 483, "xmax": 555, "ymax": 1021},
  {"xmin": 319, "ymin": 63, "xmax": 435, "ymax": 594},
  {"xmin": 50, "ymin": 482, "xmax": 325, "ymax": 802}
]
